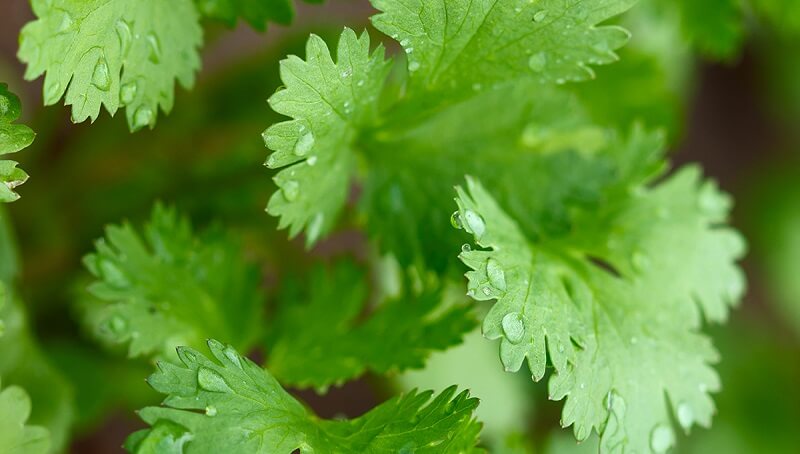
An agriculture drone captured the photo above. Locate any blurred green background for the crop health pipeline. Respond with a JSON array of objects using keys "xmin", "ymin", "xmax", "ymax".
[{"xmin": 1, "ymin": 1, "xmax": 799, "ymax": 452}]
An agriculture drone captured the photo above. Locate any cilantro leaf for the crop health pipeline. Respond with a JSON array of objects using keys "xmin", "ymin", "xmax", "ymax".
[
  {"xmin": 452, "ymin": 164, "xmax": 745, "ymax": 451},
  {"xmin": 0, "ymin": 378, "xmax": 50, "ymax": 454},
  {"xmin": 264, "ymin": 28, "xmax": 390, "ymax": 245},
  {"xmin": 266, "ymin": 261, "xmax": 476, "ymax": 389},
  {"xmin": 0, "ymin": 84, "xmax": 34, "ymax": 203},
  {"xmin": 371, "ymin": 0, "xmax": 637, "ymax": 93},
  {"xmin": 19, "ymin": 0, "xmax": 203, "ymax": 131},
  {"xmin": 81, "ymin": 204, "xmax": 264, "ymax": 360},
  {"xmin": 0, "ymin": 293, "xmax": 74, "ymax": 452},
  {"xmin": 674, "ymin": 0, "xmax": 744, "ymax": 59},
  {"xmin": 128, "ymin": 340, "xmax": 483, "ymax": 453},
  {"xmin": 194, "ymin": 0, "xmax": 294, "ymax": 30}
]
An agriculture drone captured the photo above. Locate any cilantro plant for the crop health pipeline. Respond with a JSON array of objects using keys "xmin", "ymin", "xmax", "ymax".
[{"xmin": 1, "ymin": 0, "xmax": 800, "ymax": 453}]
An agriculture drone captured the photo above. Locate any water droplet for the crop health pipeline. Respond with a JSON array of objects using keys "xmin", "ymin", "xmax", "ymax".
[
  {"xmin": 463, "ymin": 210, "xmax": 486, "ymax": 239},
  {"xmin": 650, "ymin": 424, "xmax": 675, "ymax": 453},
  {"xmin": 57, "ymin": 11, "xmax": 74, "ymax": 32},
  {"xmin": 116, "ymin": 20, "xmax": 132, "ymax": 55},
  {"xmin": 340, "ymin": 69, "xmax": 352, "ymax": 78},
  {"xmin": 529, "ymin": 52, "xmax": 547, "ymax": 72},
  {"xmin": 44, "ymin": 79, "xmax": 62, "ymax": 105},
  {"xmin": 133, "ymin": 107, "xmax": 153, "ymax": 129},
  {"xmin": 120, "ymin": 81, "xmax": 138, "ymax": 104},
  {"xmin": 343, "ymin": 101, "xmax": 353, "ymax": 114},
  {"xmin": 294, "ymin": 131, "xmax": 315, "ymax": 156},
  {"xmin": 501, "ymin": 312, "xmax": 525, "ymax": 344},
  {"xmin": 223, "ymin": 347, "xmax": 242, "ymax": 369},
  {"xmin": 461, "ymin": 243, "xmax": 472, "ymax": 253},
  {"xmin": 557, "ymin": 342, "xmax": 565, "ymax": 353},
  {"xmin": 107, "ymin": 315, "xmax": 127, "ymax": 335},
  {"xmin": 630, "ymin": 336, "xmax": 638, "ymax": 345},
  {"xmin": 91, "ymin": 58, "xmax": 111, "ymax": 91},
  {"xmin": 486, "ymin": 258, "xmax": 507, "ymax": 291},
  {"xmin": 398, "ymin": 442, "xmax": 416, "ymax": 454},
  {"xmin": 408, "ymin": 61, "xmax": 420, "ymax": 72},
  {"xmin": 556, "ymin": 78, "xmax": 566, "ymax": 85},
  {"xmin": 533, "ymin": 10, "xmax": 548, "ymax": 22},
  {"xmin": 205, "ymin": 405, "xmax": 218, "ymax": 416},
  {"xmin": 450, "ymin": 211, "xmax": 463, "ymax": 229},
  {"xmin": 482, "ymin": 286, "xmax": 492, "ymax": 296},
  {"xmin": 357, "ymin": 79, "xmax": 365, "ymax": 87},
  {"xmin": 282, "ymin": 180, "xmax": 299, "ymax": 202},
  {"xmin": 197, "ymin": 367, "xmax": 232, "ymax": 393},
  {"xmin": 307, "ymin": 213, "xmax": 325, "ymax": 243},
  {"xmin": 677, "ymin": 402, "xmax": 694, "ymax": 430},
  {"xmin": 100, "ymin": 259, "xmax": 129, "ymax": 287},
  {"xmin": 399, "ymin": 38, "xmax": 410, "ymax": 47},
  {"xmin": 472, "ymin": 83, "xmax": 482, "ymax": 91},
  {"xmin": 182, "ymin": 349, "xmax": 197, "ymax": 363},
  {"xmin": 146, "ymin": 33, "xmax": 162, "ymax": 64}
]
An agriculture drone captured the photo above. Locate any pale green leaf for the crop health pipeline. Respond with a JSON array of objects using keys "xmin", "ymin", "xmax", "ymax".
[
  {"xmin": 19, "ymin": 0, "xmax": 202, "ymax": 131},
  {"xmin": 371, "ymin": 0, "xmax": 637, "ymax": 94},
  {"xmin": 452, "ymin": 168, "xmax": 745, "ymax": 452},
  {"xmin": 263, "ymin": 28, "xmax": 390, "ymax": 245},
  {"xmin": 0, "ymin": 378, "xmax": 50, "ymax": 454}
]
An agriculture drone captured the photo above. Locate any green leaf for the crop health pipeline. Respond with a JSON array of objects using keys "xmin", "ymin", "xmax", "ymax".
[
  {"xmin": 0, "ymin": 378, "xmax": 50, "ymax": 454},
  {"xmin": 194, "ymin": 0, "xmax": 294, "ymax": 30},
  {"xmin": 265, "ymin": 261, "xmax": 476, "ymax": 389},
  {"xmin": 0, "ymin": 84, "xmax": 34, "ymax": 203},
  {"xmin": 674, "ymin": 0, "xmax": 744, "ymax": 59},
  {"xmin": 81, "ymin": 204, "xmax": 264, "ymax": 360},
  {"xmin": 19, "ymin": 0, "xmax": 203, "ymax": 131},
  {"xmin": 371, "ymin": 0, "xmax": 637, "ymax": 94},
  {"xmin": 264, "ymin": 28, "xmax": 390, "ymax": 245},
  {"xmin": 0, "ymin": 295, "xmax": 74, "ymax": 452},
  {"xmin": 452, "ymin": 166, "xmax": 745, "ymax": 451},
  {"xmin": 128, "ymin": 340, "xmax": 483, "ymax": 453}
]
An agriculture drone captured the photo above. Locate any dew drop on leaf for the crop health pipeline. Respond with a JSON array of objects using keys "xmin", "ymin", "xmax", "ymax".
[
  {"xmin": 501, "ymin": 312, "xmax": 525, "ymax": 344},
  {"xmin": 205, "ymin": 405, "xmax": 217, "ymax": 417},
  {"xmin": 533, "ymin": 10, "xmax": 548, "ymax": 22},
  {"xmin": 486, "ymin": 258, "xmax": 507, "ymax": 291},
  {"xmin": 120, "ymin": 81, "xmax": 138, "ymax": 105},
  {"xmin": 146, "ymin": 33, "xmax": 162, "ymax": 64},
  {"xmin": 649, "ymin": 424, "xmax": 675, "ymax": 453},
  {"xmin": 197, "ymin": 367, "xmax": 233, "ymax": 393},
  {"xmin": 107, "ymin": 315, "xmax": 127, "ymax": 335},
  {"xmin": 307, "ymin": 212, "xmax": 325, "ymax": 244},
  {"xmin": 116, "ymin": 20, "xmax": 132, "ymax": 56},
  {"xmin": 44, "ymin": 79, "xmax": 62, "ymax": 105},
  {"xmin": 134, "ymin": 107, "xmax": 153, "ymax": 130},
  {"xmin": 307, "ymin": 155, "xmax": 318, "ymax": 166},
  {"xmin": 408, "ymin": 61, "xmax": 420, "ymax": 72},
  {"xmin": 677, "ymin": 402, "xmax": 694, "ymax": 430},
  {"xmin": 461, "ymin": 243, "xmax": 472, "ymax": 253},
  {"xmin": 528, "ymin": 52, "xmax": 547, "ymax": 72},
  {"xmin": 450, "ymin": 211, "xmax": 463, "ymax": 229},
  {"xmin": 294, "ymin": 132, "xmax": 315, "ymax": 156},
  {"xmin": 223, "ymin": 347, "xmax": 242, "ymax": 369},
  {"xmin": 282, "ymin": 180, "xmax": 300, "ymax": 202},
  {"xmin": 463, "ymin": 210, "xmax": 486, "ymax": 239}
]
